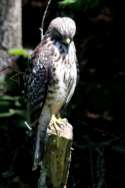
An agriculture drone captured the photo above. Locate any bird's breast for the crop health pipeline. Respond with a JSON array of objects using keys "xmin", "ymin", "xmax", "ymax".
[
  {"xmin": 46, "ymin": 59, "xmax": 76, "ymax": 114},
  {"xmin": 47, "ymin": 73, "xmax": 66, "ymax": 114}
]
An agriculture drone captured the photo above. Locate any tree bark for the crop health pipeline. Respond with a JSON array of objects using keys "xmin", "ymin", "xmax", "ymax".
[{"xmin": 0, "ymin": 0, "xmax": 22, "ymax": 65}]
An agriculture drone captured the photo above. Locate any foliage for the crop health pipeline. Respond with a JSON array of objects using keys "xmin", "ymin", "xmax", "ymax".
[
  {"xmin": 8, "ymin": 48, "xmax": 31, "ymax": 58},
  {"xmin": 59, "ymin": 0, "xmax": 103, "ymax": 10},
  {"xmin": 0, "ymin": 49, "xmax": 32, "ymax": 185},
  {"xmin": 7, "ymin": 48, "xmax": 32, "ymax": 72},
  {"xmin": 0, "ymin": 95, "xmax": 26, "ymax": 119},
  {"xmin": 0, "ymin": 48, "xmax": 29, "ymax": 126}
]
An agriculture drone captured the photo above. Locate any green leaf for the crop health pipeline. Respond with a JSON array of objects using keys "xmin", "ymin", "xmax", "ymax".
[
  {"xmin": 8, "ymin": 48, "xmax": 31, "ymax": 58},
  {"xmin": 59, "ymin": 0, "xmax": 102, "ymax": 10},
  {"xmin": 0, "ymin": 95, "xmax": 19, "ymax": 101},
  {"xmin": 59, "ymin": 0, "xmax": 76, "ymax": 5},
  {"xmin": 0, "ymin": 109, "xmax": 25, "ymax": 118}
]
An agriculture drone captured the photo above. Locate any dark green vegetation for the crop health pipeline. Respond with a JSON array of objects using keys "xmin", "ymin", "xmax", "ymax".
[{"xmin": 59, "ymin": 0, "xmax": 103, "ymax": 10}]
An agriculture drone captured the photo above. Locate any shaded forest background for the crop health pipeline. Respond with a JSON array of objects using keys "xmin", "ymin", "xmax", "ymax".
[{"xmin": 1, "ymin": 0, "xmax": 125, "ymax": 187}]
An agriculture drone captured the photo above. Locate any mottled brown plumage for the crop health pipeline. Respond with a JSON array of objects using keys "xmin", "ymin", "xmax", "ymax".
[{"xmin": 24, "ymin": 17, "xmax": 78, "ymax": 169}]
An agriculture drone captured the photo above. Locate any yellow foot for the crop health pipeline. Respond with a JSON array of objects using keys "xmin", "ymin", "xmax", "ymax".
[
  {"xmin": 52, "ymin": 115, "xmax": 67, "ymax": 128},
  {"xmin": 49, "ymin": 115, "xmax": 68, "ymax": 136}
]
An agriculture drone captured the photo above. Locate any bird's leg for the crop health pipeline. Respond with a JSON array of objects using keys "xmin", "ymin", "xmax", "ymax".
[{"xmin": 32, "ymin": 107, "xmax": 51, "ymax": 170}]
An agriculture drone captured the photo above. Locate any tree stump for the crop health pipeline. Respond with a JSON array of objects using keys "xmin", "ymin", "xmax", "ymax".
[{"xmin": 38, "ymin": 115, "xmax": 73, "ymax": 188}]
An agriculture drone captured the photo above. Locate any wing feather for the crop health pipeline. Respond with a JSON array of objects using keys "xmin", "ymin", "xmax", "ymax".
[
  {"xmin": 24, "ymin": 48, "xmax": 51, "ymax": 127},
  {"xmin": 64, "ymin": 59, "xmax": 79, "ymax": 106}
]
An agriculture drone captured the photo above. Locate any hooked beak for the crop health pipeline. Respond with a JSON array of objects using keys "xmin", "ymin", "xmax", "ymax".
[{"xmin": 63, "ymin": 38, "xmax": 71, "ymax": 45}]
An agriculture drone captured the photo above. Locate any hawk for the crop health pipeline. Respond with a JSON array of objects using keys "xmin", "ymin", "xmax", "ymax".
[{"xmin": 24, "ymin": 17, "xmax": 78, "ymax": 169}]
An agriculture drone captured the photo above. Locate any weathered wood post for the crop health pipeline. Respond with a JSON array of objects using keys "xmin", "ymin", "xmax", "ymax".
[{"xmin": 38, "ymin": 116, "xmax": 73, "ymax": 188}]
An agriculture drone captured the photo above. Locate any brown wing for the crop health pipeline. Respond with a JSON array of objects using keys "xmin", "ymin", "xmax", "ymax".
[{"xmin": 24, "ymin": 43, "xmax": 52, "ymax": 127}]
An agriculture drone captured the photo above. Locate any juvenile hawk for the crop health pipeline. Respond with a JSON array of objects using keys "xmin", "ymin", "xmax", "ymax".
[{"xmin": 24, "ymin": 17, "xmax": 78, "ymax": 169}]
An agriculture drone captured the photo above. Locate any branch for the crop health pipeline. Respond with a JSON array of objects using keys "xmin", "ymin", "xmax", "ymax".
[{"xmin": 40, "ymin": 0, "xmax": 52, "ymax": 40}]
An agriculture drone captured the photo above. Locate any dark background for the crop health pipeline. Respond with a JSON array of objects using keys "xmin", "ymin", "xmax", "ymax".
[{"xmin": 1, "ymin": 0, "xmax": 125, "ymax": 187}]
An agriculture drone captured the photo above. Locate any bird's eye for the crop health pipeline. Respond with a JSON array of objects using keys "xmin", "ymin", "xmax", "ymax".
[
  {"xmin": 53, "ymin": 30, "xmax": 62, "ymax": 42},
  {"xmin": 55, "ymin": 34, "xmax": 62, "ymax": 42}
]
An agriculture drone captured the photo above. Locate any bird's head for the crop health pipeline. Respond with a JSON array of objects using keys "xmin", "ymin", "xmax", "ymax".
[{"xmin": 47, "ymin": 17, "xmax": 76, "ymax": 46}]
